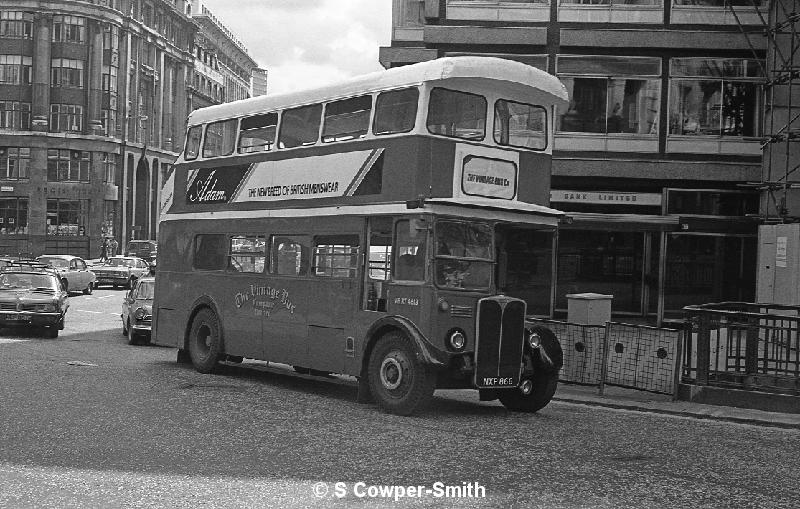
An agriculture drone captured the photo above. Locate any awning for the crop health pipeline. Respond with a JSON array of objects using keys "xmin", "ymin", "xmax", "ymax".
[{"xmin": 562, "ymin": 213, "xmax": 680, "ymax": 232}]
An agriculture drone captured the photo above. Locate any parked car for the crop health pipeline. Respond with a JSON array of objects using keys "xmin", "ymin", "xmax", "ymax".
[
  {"xmin": 121, "ymin": 276, "xmax": 154, "ymax": 345},
  {"xmin": 0, "ymin": 263, "xmax": 69, "ymax": 338},
  {"xmin": 36, "ymin": 255, "xmax": 96, "ymax": 295},
  {"xmin": 92, "ymin": 256, "xmax": 151, "ymax": 289},
  {"xmin": 126, "ymin": 240, "xmax": 157, "ymax": 264}
]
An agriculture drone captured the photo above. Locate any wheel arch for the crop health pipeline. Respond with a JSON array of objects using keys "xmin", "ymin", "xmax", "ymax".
[{"xmin": 359, "ymin": 315, "xmax": 446, "ymax": 379}]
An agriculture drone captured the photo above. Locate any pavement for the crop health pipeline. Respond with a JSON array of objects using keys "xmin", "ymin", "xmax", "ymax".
[{"xmin": 554, "ymin": 382, "xmax": 800, "ymax": 429}]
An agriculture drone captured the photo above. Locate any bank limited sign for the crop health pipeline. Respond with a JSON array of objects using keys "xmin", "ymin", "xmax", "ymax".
[{"xmin": 551, "ymin": 190, "xmax": 662, "ymax": 207}]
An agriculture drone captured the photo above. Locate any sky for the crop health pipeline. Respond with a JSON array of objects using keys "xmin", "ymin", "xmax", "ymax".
[{"xmin": 200, "ymin": 0, "xmax": 393, "ymax": 96}]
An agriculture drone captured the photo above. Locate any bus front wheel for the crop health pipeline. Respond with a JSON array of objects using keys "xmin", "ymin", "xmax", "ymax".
[
  {"xmin": 367, "ymin": 331, "xmax": 435, "ymax": 416},
  {"xmin": 498, "ymin": 371, "xmax": 559, "ymax": 413},
  {"xmin": 188, "ymin": 308, "xmax": 223, "ymax": 373}
]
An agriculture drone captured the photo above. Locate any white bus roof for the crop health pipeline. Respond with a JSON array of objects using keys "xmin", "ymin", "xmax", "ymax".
[{"xmin": 188, "ymin": 56, "xmax": 569, "ymax": 126}]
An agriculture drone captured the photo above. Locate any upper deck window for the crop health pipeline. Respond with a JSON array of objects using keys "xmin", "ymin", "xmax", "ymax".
[
  {"xmin": 494, "ymin": 99, "xmax": 547, "ymax": 150},
  {"xmin": 185, "ymin": 125, "xmax": 202, "ymax": 160},
  {"xmin": 239, "ymin": 112, "xmax": 277, "ymax": 153},
  {"xmin": 427, "ymin": 88, "xmax": 486, "ymax": 141},
  {"xmin": 279, "ymin": 103, "xmax": 322, "ymax": 149},
  {"xmin": 374, "ymin": 88, "xmax": 418, "ymax": 135},
  {"xmin": 322, "ymin": 95, "xmax": 372, "ymax": 143},
  {"xmin": 203, "ymin": 119, "xmax": 237, "ymax": 158}
]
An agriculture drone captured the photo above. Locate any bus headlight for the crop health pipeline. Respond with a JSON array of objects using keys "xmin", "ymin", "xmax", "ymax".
[
  {"xmin": 526, "ymin": 329, "xmax": 541, "ymax": 349},
  {"xmin": 447, "ymin": 329, "xmax": 466, "ymax": 351}
]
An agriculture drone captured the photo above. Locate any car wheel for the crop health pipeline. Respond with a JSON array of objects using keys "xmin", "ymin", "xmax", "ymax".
[
  {"xmin": 367, "ymin": 331, "xmax": 435, "ymax": 416},
  {"xmin": 61, "ymin": 279, "xmax": 69, "ymax": 293},
  {"xmin": 45, "ymin": 326, "xmax": 59, "ymax": 339},
  {"xmin": 83, "ymin": 282, "xmax": 93, "ymax": 295},
  {"xmin": 188, "ymin": 308, "xmax": 223, "ymax": 373},
  {"xmin": 122, "ymin": 318, "xmax": 128, "ymax": 336}
]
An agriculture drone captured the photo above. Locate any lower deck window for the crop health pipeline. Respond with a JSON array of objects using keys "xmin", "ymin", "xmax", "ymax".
[
  {"xmin": 314, "ymin": 234, "xmax": 359, "ymax": 278},
  {"xmin": 229, "ymin": 235, "xmax": 266, "ymax": 273}
]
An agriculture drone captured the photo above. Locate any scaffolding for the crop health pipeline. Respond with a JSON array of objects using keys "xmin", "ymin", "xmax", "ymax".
[{"xmin": 733, "ymin": 0, "xmax": 800, "ymax": 222}]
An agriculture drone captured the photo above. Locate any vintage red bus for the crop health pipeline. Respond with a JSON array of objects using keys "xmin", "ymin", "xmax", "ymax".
[{"xmin": 154, "ymin": 56, "xmax": 569, "ymax": 415}]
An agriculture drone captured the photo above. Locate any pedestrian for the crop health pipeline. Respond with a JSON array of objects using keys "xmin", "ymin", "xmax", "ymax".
[
  {"xmin": 109, "ymin": 238, "xmax": 118, "ymax": 257},
  {"xmin": 99, "ymin": 238, "xmax": 109, "ymax": 263}
]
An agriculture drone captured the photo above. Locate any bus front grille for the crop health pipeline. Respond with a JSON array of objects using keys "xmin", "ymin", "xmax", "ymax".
[{"xmin": 473, "ymin": 296, "xmax": 525, "ymax": 389}]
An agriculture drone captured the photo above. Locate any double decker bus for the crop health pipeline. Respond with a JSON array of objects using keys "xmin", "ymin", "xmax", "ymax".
[{"xmin": 154, "ymin": 56, "xmax": 569, "ymax": 415}]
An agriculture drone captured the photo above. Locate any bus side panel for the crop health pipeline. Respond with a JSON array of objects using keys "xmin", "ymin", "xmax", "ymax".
[
  {"xmin": 152, "ymin": 221, "xmax": 191, "ymax": 349},
  {"xmin": 517, "ymin": 151, "xmax": 552, "ymax": 206}
]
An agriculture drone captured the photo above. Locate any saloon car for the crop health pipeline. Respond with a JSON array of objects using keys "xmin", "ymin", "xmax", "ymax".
[
  {"xmin": 0, "ymin": 263, "xmax": 69, "ymax": 338},
  {"xmin": 36, "ymin": 255, "xmax": 96, "ymax": 295},
  {"xmin": 92, "ymin": 256, "xmax": 151, "ymax": 289},
  {"xmin": 121, "ymin": 276, "xmax": 154, "ymax": 345}
]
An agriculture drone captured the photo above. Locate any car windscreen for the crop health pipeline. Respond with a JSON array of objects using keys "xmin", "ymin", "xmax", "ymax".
[
  {"xmin": 107, "ymin": 259, "xmax": 136, "ymax": 267},
  {"xmin": 136, "ymin": 281, "xmax": 155, "ymax": 299},
  {"xmin": 0, "ymin": 273, "xmax": 58, "ymax": 290},
  {"xmin": 38, "ymin": 257, "xmax": 69, "ymax": 268}
]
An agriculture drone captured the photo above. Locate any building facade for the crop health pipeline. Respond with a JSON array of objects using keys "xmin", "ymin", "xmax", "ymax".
[
  {"xmin": 380, "ymin": 0, "xmax": 766, "ymax": 323},
  {"xmin": 0, "ymin": 0, "xmax": 259, "ymax": 260}
]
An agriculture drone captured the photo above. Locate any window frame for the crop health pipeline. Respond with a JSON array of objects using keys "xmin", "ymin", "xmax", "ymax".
[
  {"xmin": 321, "ymin": 94, "xmax": 373, "ymax": 143},
  {"xmin": 227, "ymin": 234, "xmax": 267, "ymax": 274},
  {"xmin": 426, "ymin": 87, "xmax": 488, "ymax": 142},
  {"xmin": 238, "ymin": 112, "xmax": 279, "ymax": 154},
  {"xmin": 493, "ymin": 98, "xmax": 548, "ymax": 151},
  {"xmin": 373, "ymin": 87, "xmax": 419, "ymax": 136}
]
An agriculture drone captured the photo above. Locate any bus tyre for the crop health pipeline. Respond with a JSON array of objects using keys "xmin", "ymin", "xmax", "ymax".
[
  {"xmin": 367, "ymin": 331, "xmax": 435, "ymax": 416},
  {"xmin": 188, "ymin": 308, "xmax": 224, "ymax": 373},
  {"xmin": 499, "ymin": 327, "xmax": 562, "ymax": 413},
  {"xmin": 498, "ymin": 371, "xmax": 559, "ymax": 413}
]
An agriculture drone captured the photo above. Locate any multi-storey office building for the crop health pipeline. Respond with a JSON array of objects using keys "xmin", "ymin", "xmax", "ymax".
[
  {"xmin": 380, "ymin": 0, "xmax": 765, "ymax": 323},
  {"xmin": 188, "ymin": 0, "xmax": 257, "ymax": 111},
  {"xmin": 0, "ymin": 0, "xmax": 258, "ymax": 260}
]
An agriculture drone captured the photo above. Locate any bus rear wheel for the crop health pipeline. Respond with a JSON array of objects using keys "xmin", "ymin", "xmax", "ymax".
[
  {"xmin": 367, "ymin": 331, "xmax": 434, "ymax": 416},
  {"xmin": 188, "ymin": 308, "xmax": 223, "ymax": 373}
]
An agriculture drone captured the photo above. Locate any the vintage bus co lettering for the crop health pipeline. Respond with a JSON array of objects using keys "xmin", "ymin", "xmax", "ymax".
[
  {"xmin": 465, "ymin": 173, "xmax": 510, "ymax": 187},
  {"xmin": 246, "ymin": 181, "xmax": 339, "ymax": 199},
  {"xmin": 235, "ymin": 284, "xmax": 296, "ymax": 317}
]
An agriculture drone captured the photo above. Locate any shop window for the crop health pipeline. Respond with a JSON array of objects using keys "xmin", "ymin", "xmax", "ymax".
[
  {"xmin": 668, "ymin": 58, "xmax": 763, "ymax": 137},
  {"xmin": 373, "ymin": 88, "xmax": 418, "ymax": 135},
  {"xmin": 228, "ymin": 235, "xmax": 266, "ymax": 273},
  {"xmin": 666, "ymin": 189, "xmax": 759, "ymax": 216},
  {"xmin": 0, "ymin": 147, "xmax": 30, "ymax": 179},
  {"xmin": 427, "ymin": 88, "xmax": 487, "ymax": 141},
  {"xmin": 0, "ymin": 197, "xmax": 27, "ymax": 234},
  {"xmin": 557, "ymin": 56, "xmax": 661, "ymax": 135},
  {"xmin": 46, "ymin": 199, "xmax": 87, "ymax": 236}
]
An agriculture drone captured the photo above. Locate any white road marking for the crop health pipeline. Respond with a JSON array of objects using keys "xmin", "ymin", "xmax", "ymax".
[{"xmin": 0, "ymin": 338, "xmax": 29, "ymax": 344}]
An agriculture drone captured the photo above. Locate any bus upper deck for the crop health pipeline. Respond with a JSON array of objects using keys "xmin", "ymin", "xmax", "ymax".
[{"xmin": 164, "ymin": 57, "xmax": 569, "ymax": 219}]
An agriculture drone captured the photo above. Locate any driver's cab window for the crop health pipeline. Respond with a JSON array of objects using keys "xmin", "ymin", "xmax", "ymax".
[{"xmin": 394, "ymin": 218, "xmax": 427, "ymax": 282}]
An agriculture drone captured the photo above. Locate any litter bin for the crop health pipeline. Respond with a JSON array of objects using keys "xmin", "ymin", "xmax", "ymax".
[{"xmin": 566, "ymin": 293, "xmax": 613, "ymax": 325}]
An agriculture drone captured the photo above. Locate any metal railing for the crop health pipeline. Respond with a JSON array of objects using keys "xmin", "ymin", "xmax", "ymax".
[
  {"xmin": 682, "ymin": 302, "xmax": 800, "ymax": 395},
  {"xmin": 528, "ymin": 318, "xmax": 682, "ymax": 396}
]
